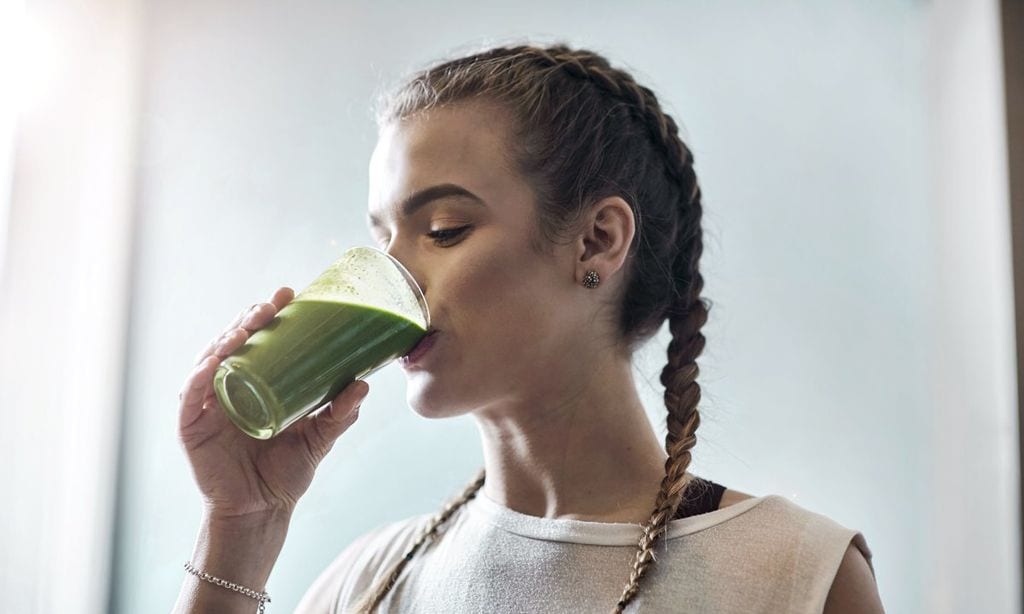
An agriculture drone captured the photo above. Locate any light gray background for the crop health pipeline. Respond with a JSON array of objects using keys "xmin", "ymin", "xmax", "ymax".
[{"xmin": 108, "ymin": 2, "xmax": 1015, "ymax": 613}]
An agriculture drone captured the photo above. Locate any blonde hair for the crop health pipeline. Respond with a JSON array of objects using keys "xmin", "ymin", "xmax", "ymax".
[{"xmin": 352, "ymin": 42, "xmax": 709, "ymax": 613}]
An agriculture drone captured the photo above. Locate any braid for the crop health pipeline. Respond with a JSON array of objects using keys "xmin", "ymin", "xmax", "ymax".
[
  {"xmin": 502, "ymin": 44, "xmax": 707, "ymax": 612},
  {"xmin": 348, "ymin": 468, "xmax": 486, "ymax": 613},
  {"xmin": 615, "ymin": 153, "xmax": 707, "ymax": 613}
]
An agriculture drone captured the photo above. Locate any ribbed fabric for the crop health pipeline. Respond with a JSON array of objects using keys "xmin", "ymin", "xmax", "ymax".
[{"xmin": 298, "ymin": 485, "xmax": 874, "ymax": 614}]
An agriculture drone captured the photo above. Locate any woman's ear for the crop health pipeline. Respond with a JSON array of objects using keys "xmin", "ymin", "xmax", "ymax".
[{"xmin": 576, "ymin": 196, "xmax": 636, "ymax": 283}]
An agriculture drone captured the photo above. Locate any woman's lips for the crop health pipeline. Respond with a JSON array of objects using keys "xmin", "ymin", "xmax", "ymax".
[{"xmin": 400, "ymin": 330, "xmax": 439, "ymax": 367}]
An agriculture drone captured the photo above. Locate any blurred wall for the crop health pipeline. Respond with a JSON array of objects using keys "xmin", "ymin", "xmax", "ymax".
[
  {"xmin": 98, "ymin": 1, "xmax": 1018, "ymax": 614},
  {"xmin": 927, "ymin": 1, "xmax": 1018, "ymax": 612}
]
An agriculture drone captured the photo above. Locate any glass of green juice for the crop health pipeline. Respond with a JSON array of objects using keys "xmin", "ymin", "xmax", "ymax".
[{"xmin": 212, "ymin": 246, "xmax": 430, "ymax": 439}]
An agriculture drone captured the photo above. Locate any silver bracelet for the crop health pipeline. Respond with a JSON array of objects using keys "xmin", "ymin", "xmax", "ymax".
[{"xmin": 183, "ymin": 560, "xmax": 271, "ymax": 614}]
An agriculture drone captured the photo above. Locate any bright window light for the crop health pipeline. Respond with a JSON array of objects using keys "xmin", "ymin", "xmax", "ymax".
[{"xmin": 0, "ymin": 0, "xmax": 65, "ymax": 279}]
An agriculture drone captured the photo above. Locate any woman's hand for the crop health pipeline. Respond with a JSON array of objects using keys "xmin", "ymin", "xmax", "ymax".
[{"xmin": 177, "ymin": 286, "xmax": 369, "ymax": 520}]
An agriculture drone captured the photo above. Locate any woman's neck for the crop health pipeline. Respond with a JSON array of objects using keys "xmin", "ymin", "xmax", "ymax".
[{"xmin": 472, "ymin": 356, "xmax": 677, "ymax": 524}]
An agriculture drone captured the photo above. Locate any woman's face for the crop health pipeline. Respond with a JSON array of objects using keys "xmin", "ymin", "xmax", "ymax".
[{"xmin": 367, "ymin": 102, "xmax": 597, "ymax": 420}]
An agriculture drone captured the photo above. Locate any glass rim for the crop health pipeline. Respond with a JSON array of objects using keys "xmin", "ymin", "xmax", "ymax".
[{"xmin": 355, "ymin": 245, "xmax": 431, "ymax": 331}]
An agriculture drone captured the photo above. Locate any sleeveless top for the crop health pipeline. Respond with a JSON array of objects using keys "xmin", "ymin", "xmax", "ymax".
[{"xmin": 296, "ymin": 476, "xmax": 874, "ymax": 614}]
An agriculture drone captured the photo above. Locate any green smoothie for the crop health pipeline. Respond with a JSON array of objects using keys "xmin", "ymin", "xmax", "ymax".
[{"xmin": 213, "ymin": 298, "xmax": 426, "ymax": 439}]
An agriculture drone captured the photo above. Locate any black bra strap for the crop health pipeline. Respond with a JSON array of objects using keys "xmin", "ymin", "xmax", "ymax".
[{"xmin": 672, "ymin": 476, "xmax": 726, "ymax": 520}]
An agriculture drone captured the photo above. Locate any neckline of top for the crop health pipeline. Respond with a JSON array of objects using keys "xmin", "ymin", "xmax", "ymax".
[{"xmin": 464, "ymin": 490, "xmax": 775, "ymax": 546}]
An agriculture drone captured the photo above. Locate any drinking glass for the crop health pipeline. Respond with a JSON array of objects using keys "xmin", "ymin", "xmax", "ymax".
[{"xmin": 212, "ymin": 246, "xmax": 429, "ymax": 439}]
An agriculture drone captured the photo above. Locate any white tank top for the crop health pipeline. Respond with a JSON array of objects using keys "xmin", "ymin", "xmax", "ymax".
[{"xmin": 297, "ymin": 491, "xmax": 874, "ymax": 613}]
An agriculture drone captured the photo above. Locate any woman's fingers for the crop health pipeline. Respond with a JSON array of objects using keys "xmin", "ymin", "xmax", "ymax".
[
  {"xmin": 269, "ymin": 286, "xmax": 295, "ymax": 311},
  {"xmin": 179, "ymin": 355, "xmax": 221, "ymax": 431},
  {"xmin": 212, "ymin": 327, "xmax": 250, "ymax": 358},
  {"xmin": 193, "ymin": 307, "xmax": 253, "ymax": 365},
  {"xmin": 210, "ymin": 300, "xmax": 284, "ymax": 357},
  {"xmin": 182, "ymin": 286, "xmax": 297, "ymax": 436},
  {"xmin": 192, "ymin": 287, "xmax": 294, "ymax": 367},
  {"xmin": 300, "ymin": 380, "xmax": 369, "ymax": 459}
]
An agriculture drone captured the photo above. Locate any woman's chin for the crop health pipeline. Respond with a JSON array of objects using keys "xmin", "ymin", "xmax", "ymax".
[
  {"xmin": 407, "ymin": 402, "xmax": 468, "ymax": 420},
  {"xmin": 404, "ymin": 377, "xmax": 460, "ymax": 419},
  {"xmin": 407, "ymin": 396, "xmax": 476, "ymax": 420}
]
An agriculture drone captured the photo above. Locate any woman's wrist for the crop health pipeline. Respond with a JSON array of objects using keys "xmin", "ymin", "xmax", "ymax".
[
  {"xmin": 193, "ymin": 507, "xmax": 293, "ymax": 592},
  {"xmin": 203, "ymin": 504, "xmax": 295, "ymax": 533},
  {"xmin": 174, "ymin": 507, "xmax": 294, "ymax": 614}
]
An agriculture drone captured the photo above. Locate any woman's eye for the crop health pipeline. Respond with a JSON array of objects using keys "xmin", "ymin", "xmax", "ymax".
[{"xmin": 427, "ymin": 226, "xmax": 470, "ymax": 247}]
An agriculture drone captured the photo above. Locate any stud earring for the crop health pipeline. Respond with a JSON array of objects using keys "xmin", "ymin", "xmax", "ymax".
[{"xmin": 582, "ymin": 270, "xmax": 601, "ymax": 289}]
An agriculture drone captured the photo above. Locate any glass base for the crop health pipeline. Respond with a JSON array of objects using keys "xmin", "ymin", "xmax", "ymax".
[{"xmin": 213, "ymin": 362, "xmax": 278, "ymax": 440}]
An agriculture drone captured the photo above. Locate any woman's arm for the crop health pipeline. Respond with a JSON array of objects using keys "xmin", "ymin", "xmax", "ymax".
[
  {"xmin": 172, "ymin": 509, "xmax": 291, "ymax": 614},
  {"xmin": 172, "ymin": 286, "xmax": 369, "ymax": 612},
  {"xmin": 822, "ymin": 542, "xmax": 886, "ymax": 614}
]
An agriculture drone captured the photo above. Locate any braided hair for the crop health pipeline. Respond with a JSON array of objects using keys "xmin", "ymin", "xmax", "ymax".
[{"xmin": 350, "ymin": 42, "xmax": 709, "ymax": 614}]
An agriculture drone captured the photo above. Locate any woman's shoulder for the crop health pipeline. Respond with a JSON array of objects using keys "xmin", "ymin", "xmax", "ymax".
[
  {"xmin": 748, "ymin": 492, "xmax": 880, "ymax": 612},
  {"xmin": 726, "ymin": 488, "xmax": 868, "ymax": 541},
  {"xmin": 695, "ymin": 479, "xmax": 873, "ymax": 572},
  {"xmin": 719, "ymin": 486, "xmax": 757, "ymax": 509},
  {"xmin": 710, "ymin": 481, "xmax": 860, "ymax": 538},
  {"xmin": 699, "ymin": 485, "xmax": 878, "ymax": 611},
  {"xmin": 725, "ymin": 490, "xmax": 875, "ymax": 588}
]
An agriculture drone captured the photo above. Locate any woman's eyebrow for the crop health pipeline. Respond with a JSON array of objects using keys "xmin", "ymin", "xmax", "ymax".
[{"xmin": 367, "ymin": 183, "xmax": 486, "ymax": 229}]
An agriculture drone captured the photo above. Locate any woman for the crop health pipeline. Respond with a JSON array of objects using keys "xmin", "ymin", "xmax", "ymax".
[{"xmin": 173, "ymin": 43, "xmax": 883, "ymax": 613}]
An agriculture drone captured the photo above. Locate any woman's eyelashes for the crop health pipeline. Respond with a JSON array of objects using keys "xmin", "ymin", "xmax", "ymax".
[
  {"xmin": 371, "ymin": 225, "xmax": 471, "ymax": 250},
  {"xmin": 426, "ymin": 225, "xmax": 471, "ymax": 247}
]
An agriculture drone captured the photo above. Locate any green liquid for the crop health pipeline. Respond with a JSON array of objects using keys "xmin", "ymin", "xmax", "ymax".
[{"xmin": 213, "ymin": 298, "xmax": 426, "ymax": 439}]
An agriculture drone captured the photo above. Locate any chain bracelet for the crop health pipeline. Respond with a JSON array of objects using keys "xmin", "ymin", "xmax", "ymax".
[{"xmin": 184, "ymin": 561, "xmax": 271, "ymax": 614}]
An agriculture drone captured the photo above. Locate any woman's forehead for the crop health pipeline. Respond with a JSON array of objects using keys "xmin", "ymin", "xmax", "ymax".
[
  {"xmin": 368, "ymin": 105, "xmax": 522, "ymax": 221},
  {"xmin": 372, "ymin": 105, "xmax": 512, "ymax": 175}
]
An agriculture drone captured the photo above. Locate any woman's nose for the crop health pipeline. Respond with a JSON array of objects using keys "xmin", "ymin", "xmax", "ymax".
[{"xmin": 385, "ymin": 246, "xmax": 426, "ymax": 297}]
